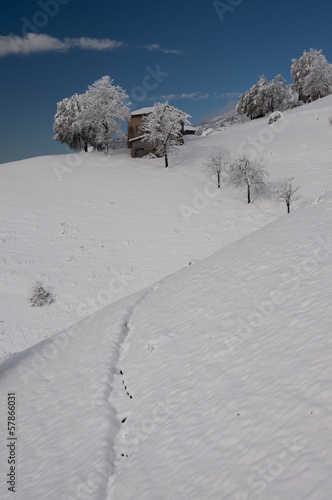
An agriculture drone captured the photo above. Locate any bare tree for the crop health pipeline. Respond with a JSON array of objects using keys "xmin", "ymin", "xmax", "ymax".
[
  {"xmin": 204, "ymin": 146, "xmax": 230, "ymax": 188},
  {"xmin": 229, "ymin": 155, "xmax": 269, "ymax": 204},
  {"xmin": 276, "ymin": 177, "xmax": 301, "ymax": 213}
]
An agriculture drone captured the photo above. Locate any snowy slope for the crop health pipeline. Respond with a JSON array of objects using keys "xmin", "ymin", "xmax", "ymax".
[
  {"xmin": 0, "ymin": 192, "xmax": 331, "ymax": 499},
  {"xmin": 0, "ymin": 95, "xmax": 332, "ymax": 499},
  {"xmin": 1, "ymin": 96, "xmax": 332, "ymax": 360},
  {"xmin": 108, "ymin": 194, "xmax": 332, "ymax": 500},
  {"xmin": 0, "ymin": 285, "xmax": 158, "ymax": 499},
  {"xmin": 0, "ymin": 148, "xmax": 278, "ymax": 359}
]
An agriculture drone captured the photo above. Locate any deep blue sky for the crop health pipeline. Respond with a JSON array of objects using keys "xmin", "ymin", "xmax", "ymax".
[{"xmin": 1, "ymin": 0, "xmax": 332, "ymax": 164}]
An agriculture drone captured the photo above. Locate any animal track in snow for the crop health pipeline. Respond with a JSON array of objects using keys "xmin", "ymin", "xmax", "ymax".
[
  {"xmin": 145, "ymin": 330, "xmax": 180, "ymax": 353},
  {"xmin": 119, "ymin": 369, "xmax": 133, "ymax": 399}
]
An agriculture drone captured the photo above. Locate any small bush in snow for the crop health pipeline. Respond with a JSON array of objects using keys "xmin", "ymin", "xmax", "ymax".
[
  {"xmin": 142, "ymin": 153, "xmax": 157, "ymax": 160},
  {"xmin": 201, "ymin": 128, "xmax": 214, "ymax": 136},
  {"xmin": 268, "ymin": 111, "xmax": 283, "ymax": 124},
  {"xmin": 29, "ymin": 281, "xmax": 55, "ymax": 307}
]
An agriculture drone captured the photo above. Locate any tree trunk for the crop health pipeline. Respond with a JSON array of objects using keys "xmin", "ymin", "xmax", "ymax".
[
  {"xmin": 165, "ymin": 154, "xmax": 168, "ymax": 168},
  {"xmin": 287, "ymin": 202, "xmax": 290, "ymax": 214},
  {"xmin": 84, "ymin": 143, "xmax": 88, "ymax": 152},
  {"xmin": 247, "ymin": 184, "xmax": 251, "ymax": 204},
  {"xmin": 217, "ymin": 172, "xmax": 220, "ymax": 189}
]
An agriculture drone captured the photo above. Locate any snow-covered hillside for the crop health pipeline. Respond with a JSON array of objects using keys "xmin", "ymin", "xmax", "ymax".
[
  {"xmin": 0, "ymin": 96, "xmax": 332, "ymax": 499},
  {"xmin": 0, "ymin": 142, "xmax": 276, "ymax": 359},
  {"xmin": 1, "ymin": 96, "xmax": 332, "ymax": 360}
]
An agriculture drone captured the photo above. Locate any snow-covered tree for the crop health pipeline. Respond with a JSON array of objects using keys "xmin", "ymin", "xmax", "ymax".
[
  {"xmin": 302, "ymin": 59, "xmax": 332, "ymax": 101},
  {"xmin": 204, "ymin": 146, "xmax": 230, "ymax": 188},
  {"xmin": 266, "ymin": 75, "xmax": 289, "ymax": 112},
  {"xmin": 53, "ymin": 76, "xmax": 130, "ymax": 154},
  {"xmin": 82, "ymin": 76, "xmax": 130, "ymax": 154},
  {"xmin": 140, "ymin": 102, "xmax": 190, "ymax": 168},
  {"xmin": 53, "ymin": 93, "xmax": 89, "ymax": 151},
  {"xmin": 229, "ymin": 155, "xmax": 269, "ymax": 204},
  {"xmin": 236, "ymin": 79, "xmax": 263, "ymax": 120},
  {"xmin": 291, "ymin": 49, "xmax": 332, "ymax": 102},
  {"xmin": 244, "ymin": 76, "xmax": 269, "ymax": 118},
  {"xmin": 237, "ymin": 75, "xmax": 288, "ymax": 119},
  {"xmin": 276, "ymin": 177, "xmax": 301, "ymax": 213}
]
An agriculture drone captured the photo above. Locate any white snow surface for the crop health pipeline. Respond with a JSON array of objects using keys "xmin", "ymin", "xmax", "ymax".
[{"xmin": 1, "ymin": 96, "xmax": 332, "ymax": 499}]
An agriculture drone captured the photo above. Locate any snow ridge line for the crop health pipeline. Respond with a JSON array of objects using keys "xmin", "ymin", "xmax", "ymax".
[{"xmin": 96, "ymin": 283, "xmax": 159, "ymax": 500}]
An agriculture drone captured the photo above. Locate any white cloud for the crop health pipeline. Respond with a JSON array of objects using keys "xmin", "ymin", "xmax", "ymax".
[
  {"xmin": 0, "ymin": 33, "xmax": 126, "ymax": 57},
  {"xmin": 146, "ymin": 91, "xmax": 212, "ymax": 102},
  {"xmin": 138, "ymin": 91, "xmax": 242, "ymax": 107},
  {"xmin": 156, "ymin": 92, "xmax": 241, "ymax": 101},
  {"xmin": 65, "ymin": 37, "xmax": 126, "ymax": 51},
  {"xmin": 215, "ymin": 91, "xmax": 242, "ymax": 99},
  {"xmin": 0, "ymin": 33, "xmax": 66, "ymax": 56},
  {"xmin": 180, "ymin": 92, "xmax": 210, "ymax": 100},
  {"xmin": 0, "ymin": 34, "xmax": 184, "ymax": 58},
  {"xmin": 141, "ymin": 42, "xmax": 185, "ymax": 55}
]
